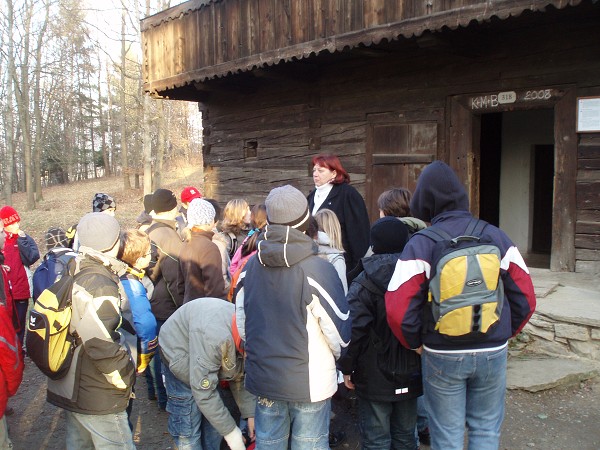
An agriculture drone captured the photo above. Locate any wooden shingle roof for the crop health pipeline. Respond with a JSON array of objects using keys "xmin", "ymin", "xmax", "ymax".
[{"xmin": 141, "ymin": 0, "xmax": 586, "ymax": 97}]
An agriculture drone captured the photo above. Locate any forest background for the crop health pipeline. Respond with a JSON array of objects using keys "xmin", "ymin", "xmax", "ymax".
[{"xmin": 0, "ymin": 0, "xmax": 201, "ymax": 211}]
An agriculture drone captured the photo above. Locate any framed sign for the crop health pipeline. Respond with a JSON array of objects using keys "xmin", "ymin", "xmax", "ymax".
[{"xmin": 577, "ymin": 97, "xmax": 600, "ymax": 133}]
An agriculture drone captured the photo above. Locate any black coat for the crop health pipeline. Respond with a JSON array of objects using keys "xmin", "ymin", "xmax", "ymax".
[
  {"xmin": 337, "ymin": 253, "xmax": 422, "ymax": 402},
  {"xmin": 307, "ymin": 182, "xmax": 370, "ymax": 278}
]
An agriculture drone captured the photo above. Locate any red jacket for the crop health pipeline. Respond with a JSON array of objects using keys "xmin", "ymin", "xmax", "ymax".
[
  {"xmin": 0, "ymin": 299, "xmax": 23, "ymax": 417},
  {"xmin": 0, "ymin": 264, "xmax": 19, "ymax": 333},
  {"xmin": 3, "ymin": 232, "xmax": 39, "ymax": 300}
]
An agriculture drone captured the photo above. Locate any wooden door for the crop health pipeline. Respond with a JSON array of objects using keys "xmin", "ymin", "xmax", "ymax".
[{"xmin": 366, "ymin": 119, "xmax": 437, "ymax": 221}]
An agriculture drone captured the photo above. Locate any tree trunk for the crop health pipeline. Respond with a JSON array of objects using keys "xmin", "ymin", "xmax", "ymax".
[
  {"xmin": 13, "ymin": 0, "xmax": 35, "ymax": 210},
  {"xmin": 99, "ymin": 56, "xmax": 110, "ymax": 177},
  {"xmin": 3, "ymin": 0, "xmax": 15, "ymax": 204},
  {"xmin": 33, "ymin": 0, "xmax": 50, "ymax": 201},
  {"xmin": 142, "ymin": 0, "xmax": 153, "ymax": 195},
  {"xmin": 120, "ymin": 7, "xmax": 131, "ymax": 190},
  {"xmin": 154, "ymin": 101, "xmax": 166, "ymax": 190}
]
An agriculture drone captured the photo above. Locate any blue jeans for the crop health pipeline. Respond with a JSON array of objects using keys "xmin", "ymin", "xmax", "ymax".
[
  {"xmin": 65, "ymin": 410, "xmax": 135, "ymax": 450},
  {"xmin": 254, "ymin": 397, "xmax": 330, "ymax": 450},
  {"xmin": 422, "ymin": 345, "xmax": 508, "ymax": 450},
  {"xmin": 416, "ymin": 396, "xmax": 428, "ymax": 432},
  {"xmin": 15, "ymin": 299, "xmax": 28, "ymax": 346},
  {"xmin": 358, "ymin": 397, "xmax": 417, "ymax": 450},
  {"xmin": 162, "ymin": 362, "xmax": 222, "ymax": 450},
  {"xmin": 150, "ymin": 319, "xmax": 168, "ymax": 408}
]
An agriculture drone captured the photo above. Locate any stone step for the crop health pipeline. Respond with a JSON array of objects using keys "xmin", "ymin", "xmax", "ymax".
[
  {"xmin": 507, "ymin": 355, "xmax": 600, "ymax": 392},
  {"xmin": 522, "ymin": 285, "xmax": 600, "ymax": 360}
]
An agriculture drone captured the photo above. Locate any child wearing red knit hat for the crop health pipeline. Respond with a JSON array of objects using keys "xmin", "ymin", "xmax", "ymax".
[{"xmin": 0, "ymin": 206, "xmax": 40, "ymax": 346}]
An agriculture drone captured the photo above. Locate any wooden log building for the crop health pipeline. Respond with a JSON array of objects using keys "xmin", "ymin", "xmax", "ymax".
[{"xmin": 141, "ymin": 0, "xmax": 600, "ymax": 273}]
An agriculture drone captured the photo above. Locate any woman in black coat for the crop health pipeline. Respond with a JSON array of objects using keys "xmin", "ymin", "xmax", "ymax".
[{"xmin": 307, "ymin": 154, "xmax": 370, "ymax": 280}]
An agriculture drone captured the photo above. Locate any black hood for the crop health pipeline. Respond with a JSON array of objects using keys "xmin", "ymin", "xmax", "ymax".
[
  {"xmin": 410, "ymin": 161, "xmax": 469, "ymax": 222},
  {"xmin": 361, "ymin": 253, "xmax": 399, "ymax": 292}
]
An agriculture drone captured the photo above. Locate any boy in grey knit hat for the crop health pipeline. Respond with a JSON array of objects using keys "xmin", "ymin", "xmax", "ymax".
[{"xmin": 234, "ymin": 184, "xmax": 351, "ymax": 449}]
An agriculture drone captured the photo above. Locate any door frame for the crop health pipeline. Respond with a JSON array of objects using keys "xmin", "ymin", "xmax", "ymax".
[{"xmin": 446, "ymin": 85, "xmax": 577, "ymax": 271}]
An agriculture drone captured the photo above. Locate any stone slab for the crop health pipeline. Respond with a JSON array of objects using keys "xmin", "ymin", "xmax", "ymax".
[
  {"xmin": 507, "ymin": 356, "xmax": 600, "ymax": 392},
  {"xmin": 534, "ymin": 286, "xmax": 600, "ymax": 328}
]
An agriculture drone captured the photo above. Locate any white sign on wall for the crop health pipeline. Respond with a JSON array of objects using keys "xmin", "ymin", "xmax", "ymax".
[{"xmin": 577, "ymin": 97, "xmax": 600, "ymax": 133}]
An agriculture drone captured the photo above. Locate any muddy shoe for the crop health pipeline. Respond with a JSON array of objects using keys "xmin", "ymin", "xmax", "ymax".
[{"xmin": 329, "ymin": 431, "xmax": 346, "ymax": 447}]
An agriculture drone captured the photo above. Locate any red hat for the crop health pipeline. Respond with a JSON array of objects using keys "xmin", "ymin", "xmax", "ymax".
[
  {"xmin": 0, "ymin": 206, "xmax": 20, "ymax": 227},
  {"xmin": 181, "ymin": 186, "xmax": 202, "ymax": 204}
]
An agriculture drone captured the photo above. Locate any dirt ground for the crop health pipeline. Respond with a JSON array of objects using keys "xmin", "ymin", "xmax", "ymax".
[{"xmin": 6, "ymin": 357, "xmax": 599, "ymax": 450}]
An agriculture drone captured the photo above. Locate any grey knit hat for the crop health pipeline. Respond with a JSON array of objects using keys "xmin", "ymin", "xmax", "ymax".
[
  {"xmin": 78, "ymin": 212, "xmax": 121, "ymax": 252},
  {"xmin": 187, "ymin": 198, "xmax": 216, "ymax": 227},
  {"xmin": 92, "ymin": 193, "xmax": 116, "ymax": 213},
  {"xmin": 265, "ymin": 185, "xmax": 310, "ymax": 231}
]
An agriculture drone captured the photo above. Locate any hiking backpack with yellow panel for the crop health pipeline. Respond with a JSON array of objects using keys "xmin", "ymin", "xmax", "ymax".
[
  {"xmin": 418, "ymin": 219, "xmax": 504, "ymax": 342},
  {"xmin": 26, "ymin": 259, "xmax": 79, "ymax": 380}
]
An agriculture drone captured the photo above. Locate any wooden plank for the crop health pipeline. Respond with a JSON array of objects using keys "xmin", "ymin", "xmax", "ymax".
[
  {"xmin": 274, "ymin": 0, "xmax": 291, "ymax": 49},
  {"xmin": 578, "ymin": 210, "xmax": 600, "ymax": 222},
  {"xmin": 576, "ymin": 221, "xmax": 600, "ymax": 235},
  {"xmin": 577, "ymin": 181, "xmax": 600, "ymax": 210},
  {"xmin": 575, "ymin": 260, "xmax": 600, "ymax": 272},
  {"xmin": 575, "ymin": 234, "xmax": 600, "ymax": 250},
  {"xmin": 576, "ymin": 248, "xmax": 600, "ymax": 261},
  {"xmin": 372, "ymin": 154, "xmax": 435, "ymax": 164},
  {"xmin": 225, "ymin": 0, "xmax": 240, "ymax": 61},
  {"xmin": 258, "ymin": 0, "xmax": 275, "ymax": 52},
  {"xmin": 551, "ymin": 87, "xmax": 577, "ymax": 271}
]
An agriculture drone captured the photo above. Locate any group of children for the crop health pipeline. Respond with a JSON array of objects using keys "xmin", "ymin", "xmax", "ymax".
[{"xmin": 0, "ymin": 159, "xmax": 536, "ymax": 450}]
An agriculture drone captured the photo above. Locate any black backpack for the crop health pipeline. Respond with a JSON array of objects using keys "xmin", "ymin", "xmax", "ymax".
[
  {"xmin": 32, "ymin": 249, "xmax": 77, "ymax": 301},
  {"xmin": 354, "ymin": 276, "xmax": 421, "ymax": 384}
]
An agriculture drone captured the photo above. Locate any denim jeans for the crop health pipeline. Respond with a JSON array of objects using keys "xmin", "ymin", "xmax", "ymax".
[
  {"xmin": 416, "ymin": 396, "xmax": 428, "ymax": 432},
  {"xmin": 254, "ymin": 397, "xmax": 330, "ymax": 450},
  {"xmin": 14, "ymin": 299, "xmax": 28, "ymax": 346},
  {"xmin": 151, "ymin": 319, "xmax": 168, "ymax": 408},
  {"xmin": 162, "ymin": 362, "xmax": 222, "ymax": 450},
  {"xmin": 422, "ymin": 345, "xmax": 508, "ymax": 450},
  {"xmin": 65, "ymin": 410, "xmax": 135, "ymax": 450},
  {"xmin": 358, "ymin": 397, "xmax": 417, "ymax": 450}
]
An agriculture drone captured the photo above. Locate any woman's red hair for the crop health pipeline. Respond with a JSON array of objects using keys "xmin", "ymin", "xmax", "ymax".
[{"xmin": 311, "ymin": 154, "xmax": 350, "ymax": 184}]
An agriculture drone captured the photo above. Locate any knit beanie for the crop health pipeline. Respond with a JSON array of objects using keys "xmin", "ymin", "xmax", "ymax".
[
  {"xmin": 152, "ymin": 189, "xmax": 178, "ymax": 214},
  {"xmin": 181, "ymin": 186, "xmax": 202, "ymax": 204},
  {"xmin": 45, "ymin": 227, "xmax": 69, "ymax": 250},
  {"xmin": 0, "ymin": 206, "xmax": 20, "ymax": 227},
  {"xmin": 77, "ymin": 212, "xmax": 121, "ymax": 252},
  {"xmin": 187, "ymin": 198, "xmax": 216, "ymax": 227},
  {"xmin": 92, "ymin": 193, "xmax": 116, "ymax": 213},
  {"xmin": 370, "ymin": 216, "xmax": 409, "ymax": 255},
  {"xmin": 410, "ymin": 161, "xmax": 469, "ymax": 222},
  {"xmin": 265, "ymin": 185, "xmax": 310, "ymax": 232}
]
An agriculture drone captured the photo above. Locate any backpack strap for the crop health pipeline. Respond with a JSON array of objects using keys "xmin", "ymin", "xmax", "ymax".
[
  {"xmin": 465, "ymin": 218, "xmax": 488, "ymax": 237},
  {"xmin": 416, "ymin": 227, "xmax": 452, "ymax": 243},
  {"xmin": 417, "ymin": 218, "xmax": 489, "ymax": 243}
]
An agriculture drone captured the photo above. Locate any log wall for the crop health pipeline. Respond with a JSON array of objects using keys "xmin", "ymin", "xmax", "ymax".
[{"xmin": 195, "ymin": 3, "xmax": 600, "ymax": 272}]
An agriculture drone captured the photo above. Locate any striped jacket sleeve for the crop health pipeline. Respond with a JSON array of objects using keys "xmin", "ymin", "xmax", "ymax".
[
  {"xmin": 385, "ymin": 242, "xmax": 431, "ymax": 350},
  {"xmin": 501, "ymin": 245, "xmax": 537, "ymax": 336}
]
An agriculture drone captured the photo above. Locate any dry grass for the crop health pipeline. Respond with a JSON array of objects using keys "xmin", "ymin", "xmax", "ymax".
[{"xmin": 7, "ymin": 161, "xmax": 204, "ymax": 258}]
